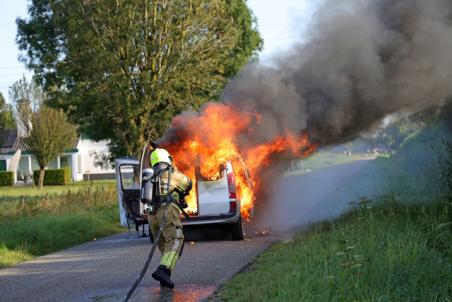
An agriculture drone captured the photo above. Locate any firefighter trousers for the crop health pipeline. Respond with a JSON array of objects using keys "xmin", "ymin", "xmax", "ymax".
[{"xmin": 148, "ymin": 202, "xmax": 184, "ymax": 271}]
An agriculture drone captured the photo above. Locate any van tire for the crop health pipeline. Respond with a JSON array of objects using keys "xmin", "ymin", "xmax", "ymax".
[{"xmin": 231, "ymin": 216, "xmax": 244, "ymax": 241}]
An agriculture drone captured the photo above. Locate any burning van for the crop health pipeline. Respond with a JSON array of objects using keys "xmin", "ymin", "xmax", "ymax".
[{"xmin": 115, "ymin": 144, "xmax": 247, "ymax": 241}]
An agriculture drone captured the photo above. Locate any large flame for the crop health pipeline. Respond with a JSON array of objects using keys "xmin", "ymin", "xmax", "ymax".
[{"xmin": 164, "ymin": 103, "xmax": 317, "ymax": 220}]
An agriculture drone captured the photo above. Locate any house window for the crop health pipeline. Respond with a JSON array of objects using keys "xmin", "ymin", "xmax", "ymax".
[
  {"xmin": 0, "ymin": 160, "xmax": 6, "ymax": 171},
  {"xmin": 60, "ymin": 156, "xmax": 69, "ymax": 168}
]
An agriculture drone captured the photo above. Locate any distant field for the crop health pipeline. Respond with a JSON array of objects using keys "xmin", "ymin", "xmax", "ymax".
[
  {"xmin": 0, "ymin": 180, "xmax": 123, "ymax": 268},
  {"xmin": 0, "ymin": 179, "xmax": 116, "ymax": 200},
  {"xmin": 324, "ymin": 121, "xmax": 451, "ymax": 204},
  {"xmin": 287, "ymin": 152, "xmax": 374, "ymax": 175}
]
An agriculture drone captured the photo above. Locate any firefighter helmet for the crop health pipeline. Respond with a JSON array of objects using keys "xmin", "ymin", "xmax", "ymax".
[{"xmin": 150, "ymin": 148, "xmax": 172, "ymax": 167}]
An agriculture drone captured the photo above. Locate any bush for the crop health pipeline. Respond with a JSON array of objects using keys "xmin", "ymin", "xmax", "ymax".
[
  {"xmin": 33, "ymin": 167, "xmax": 71, "ymax": 186},
  {"xmin": 0, "ymin": 171, "xmax": 14, "ymax": 186}
]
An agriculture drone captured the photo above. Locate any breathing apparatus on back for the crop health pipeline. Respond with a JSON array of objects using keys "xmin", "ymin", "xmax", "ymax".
[{"xmin": 141, "ymin": 145, "xmax": 192, "ymax": 212}]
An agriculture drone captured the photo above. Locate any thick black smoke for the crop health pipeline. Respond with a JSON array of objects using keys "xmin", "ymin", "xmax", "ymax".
[
  {"xmin": 223, "ymin": 0, "xmax": 452, "ymax": 147},
  {"xmin": 159, "ymin": 0, "xmax": 452, "ymax": 227}
]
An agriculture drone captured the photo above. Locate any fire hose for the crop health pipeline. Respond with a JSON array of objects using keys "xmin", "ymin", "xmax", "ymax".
[{"xmin": 123, "ymin": 166, "xmax": 172, "ymax": 302}]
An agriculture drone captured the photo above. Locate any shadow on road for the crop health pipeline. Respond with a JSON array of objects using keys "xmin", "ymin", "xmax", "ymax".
[{"xmin": 183, "ymin": 225, "xmax": 233, "ymax": 241}]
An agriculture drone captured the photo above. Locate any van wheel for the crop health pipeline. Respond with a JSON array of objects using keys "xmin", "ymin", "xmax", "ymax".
[{"xmin": 231, "ymin": 216, "xmax": 244, "ymax": 241}]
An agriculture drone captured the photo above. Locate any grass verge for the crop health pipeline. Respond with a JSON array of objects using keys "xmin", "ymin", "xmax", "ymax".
[
  {"xmin": 0, "ymin": 244, "xmax": 33, "ymax": 268},
  {"xmin": 218, "ymin": 200, "xmax": 452, "ymax": 301},
  {"xmin": 0, "ymin": 179, "xmax": 116, "ymax": 199},
  {"xmin": 0, "ymin": 185, "xmax": 124, "ymax": 268},
  {"xmin": 287, "ymin": 152, "xmax": 372, "ymax": 175}
]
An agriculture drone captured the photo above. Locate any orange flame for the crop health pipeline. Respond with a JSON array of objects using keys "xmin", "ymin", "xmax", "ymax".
[{"xmin": 165, "ymin": 103, "xmax": 317, "ymax": 220}]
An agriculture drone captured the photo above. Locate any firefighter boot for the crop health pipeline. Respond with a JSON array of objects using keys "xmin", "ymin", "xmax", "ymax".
[
  {"xmin": 152, "ymin": 265, "xmax": 174, "ymax": 289},
  {"xmin": 159, "ymin": 270, "xmax": 171, "ymax": 287}
]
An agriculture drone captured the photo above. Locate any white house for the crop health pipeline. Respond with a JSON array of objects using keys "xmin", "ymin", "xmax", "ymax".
[{"xmin": 0, "ymin": 129, "xmax": 115, "ymax": 183}]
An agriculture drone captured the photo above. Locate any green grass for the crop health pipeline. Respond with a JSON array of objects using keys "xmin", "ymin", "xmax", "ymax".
[
  {"xmin": 318, "ymin": 121, "xmax": 452, "ymax": 206},
  {"xmin": 287, "ymin": 152, "xmax": 372, "ymax": 175},
  {"xmin": 219, "ymin": 119, "xmax": 452, "ymax": 301},
  {"xmin": 0, "ymin": 244, "xmax": 33, "ymax": 268},
  {"xmin": 0, "ymin": 184, "xmax": 124, "ymax": 268},
  {"xmin": 219, "ymin": 200, "xmax": 452, "ymax": 302},
  {"xmin": 0, "ymin": 179, "xmax": 116, "ymax": 199}
]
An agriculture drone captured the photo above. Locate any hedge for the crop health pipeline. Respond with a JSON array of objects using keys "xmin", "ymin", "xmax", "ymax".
[
  {"xmin": 0, "ymin": 171, "xmax": 14, "ymax": 186},
  {"xmin": 33, "ymin": 167, "xmax": 71, "ymax": 186}
]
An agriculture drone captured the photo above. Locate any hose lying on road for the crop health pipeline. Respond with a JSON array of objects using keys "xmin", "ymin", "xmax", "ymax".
[
  {"xmin": 123, "ymin": 166, "xmax": 172, "ymax": 302},
  {"xmin": 123, "ymin": 204, "xmax": 167, "ymax": 302},
  {"xmin": 124, "ymin": 205, "xmax": 167, "ymax": 302}
]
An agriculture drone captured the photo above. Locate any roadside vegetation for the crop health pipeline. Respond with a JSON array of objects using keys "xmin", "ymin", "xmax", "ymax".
[
  {"xmin": 291, "ymin": 108, "xmax": 436, "ymax": 175},
  {"xmin": 0, "ymin": 179, "xmax": 115, "ymax": 199},
  {"xmin": 219, "ymin": 200, "xmax": 452, "ymax": 301},
  {"xmin": 0, "ymin": 181, "xmax": 123, "ymax": 268},
  {"xmin": 219, "ymin": 113, "xmax": 452, "ymax": 301},
  {"xmin": 331, "ymin": 120, "xmax": 451, "ymax": 204},
  {"xmin": 296, "ymin": 152, "xmax": 371, "ymax": 173}
]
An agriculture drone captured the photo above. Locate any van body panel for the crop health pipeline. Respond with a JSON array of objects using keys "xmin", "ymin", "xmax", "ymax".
[
  {"xmin": 115, "ymin": 157, "xmax": 242, "ymax": 227},
  {"xmin": 197, "ymin": 175, "xmax": 230, "ymax": 215}
]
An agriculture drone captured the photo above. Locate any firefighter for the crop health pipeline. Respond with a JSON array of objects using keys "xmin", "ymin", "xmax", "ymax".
[{"xmin": 147, "ymin": 147, "xmax": 192, "ymax": 289}]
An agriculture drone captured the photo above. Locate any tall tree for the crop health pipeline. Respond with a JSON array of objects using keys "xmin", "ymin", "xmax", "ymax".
[
  {"xmin": 9, "ymin": 78, "xmax": 77, "ymax": 188},
  {"xmin": 17, "ymin": 0, "xmax": 262, "ymax": 157},
  {"xmin": 8, "ymin": 76, "xmax": 42, "ymax": 134},
  {"xmin": 28, "ymin": 106, "xmax": 78, "ymax": 188},
  {"xmin": 0, "ymin": 92, "xmax": 16, "ymax": 133}
]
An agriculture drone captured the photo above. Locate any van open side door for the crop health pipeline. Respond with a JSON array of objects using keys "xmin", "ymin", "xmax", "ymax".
[{"xmin": 115, "ymin": 157, "xmax": 148, "ymax": 238}]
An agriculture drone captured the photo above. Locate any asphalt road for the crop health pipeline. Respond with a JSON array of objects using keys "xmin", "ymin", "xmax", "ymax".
[
  {"xmin": 0, "ymin": 159, "xmax": 372, "ymax": 302},
  {"xmin": 261, "ymin": 158, "xmax": 374, "ymax": 232}
]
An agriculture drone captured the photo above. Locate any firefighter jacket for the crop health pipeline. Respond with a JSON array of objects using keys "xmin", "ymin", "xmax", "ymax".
[{"xmin": 154, "ymin": 164, "xmax": 192, "ymax": 201}]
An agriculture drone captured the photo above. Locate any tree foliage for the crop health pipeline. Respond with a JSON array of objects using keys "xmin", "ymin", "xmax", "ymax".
[
  {"xmin": 439, "ymin": 140, "xmax": 452, "ymax": 202},
  {"xmin": 8, "ymin": 76, "xmax": 43, "ymax": 134},
  {"xmin": 436, "ymin": 103, "xmax": 452, "ymax": 203},
  {"xmin": 28, "ymin": 106, "xmax": 78, "ymax": 188},
  {"xmin": 9, "ymin": 78, "xmax": 77, "ymax": 188},
  {"xmin": 17, "ymin": 0, "xmax": 262, "ymax": 157},
  {"xmin": 0, "ymin": 92, "xmax": 16, "ymax": 133},
  {"xmin": 362, "ymin": 109, "xmax": 437, "ymax": 151}
]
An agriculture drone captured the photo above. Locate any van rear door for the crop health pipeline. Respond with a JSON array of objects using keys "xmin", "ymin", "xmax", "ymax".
[
  {"xmin": 197, "ymin": 162, "xmax": 236, "ymax": 216},
  {"xmin": 197, "ymin": 176, "xmax": 230, "ymax": 215}
]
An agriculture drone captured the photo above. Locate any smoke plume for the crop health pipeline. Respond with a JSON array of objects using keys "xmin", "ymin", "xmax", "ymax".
[
  {"xmin": 160, "ymin": 0, "xmax": 452, "ymax": 222},
  {"xmin": 163, "ymin": 0, "xmax": 452, "ymax": 149},
  {"xmin": 222, "ymin": 0, "xmax": 452, "ymax": 147}
]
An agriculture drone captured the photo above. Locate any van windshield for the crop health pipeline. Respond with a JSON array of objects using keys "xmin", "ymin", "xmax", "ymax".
[{"xmin": 120, "ymin": 165, "xmax": 140, "ymax": 190}]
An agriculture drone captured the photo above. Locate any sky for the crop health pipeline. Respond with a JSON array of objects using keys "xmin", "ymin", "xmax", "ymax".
[{"xmin": 0, "ymin": 0, "xmax": 313, "ymax": 102}]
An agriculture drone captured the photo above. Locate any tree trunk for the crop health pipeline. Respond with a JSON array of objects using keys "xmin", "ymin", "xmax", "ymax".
[{"xmin": 38, "ymin": 166, "xmax": 45, "ymax": 189}]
